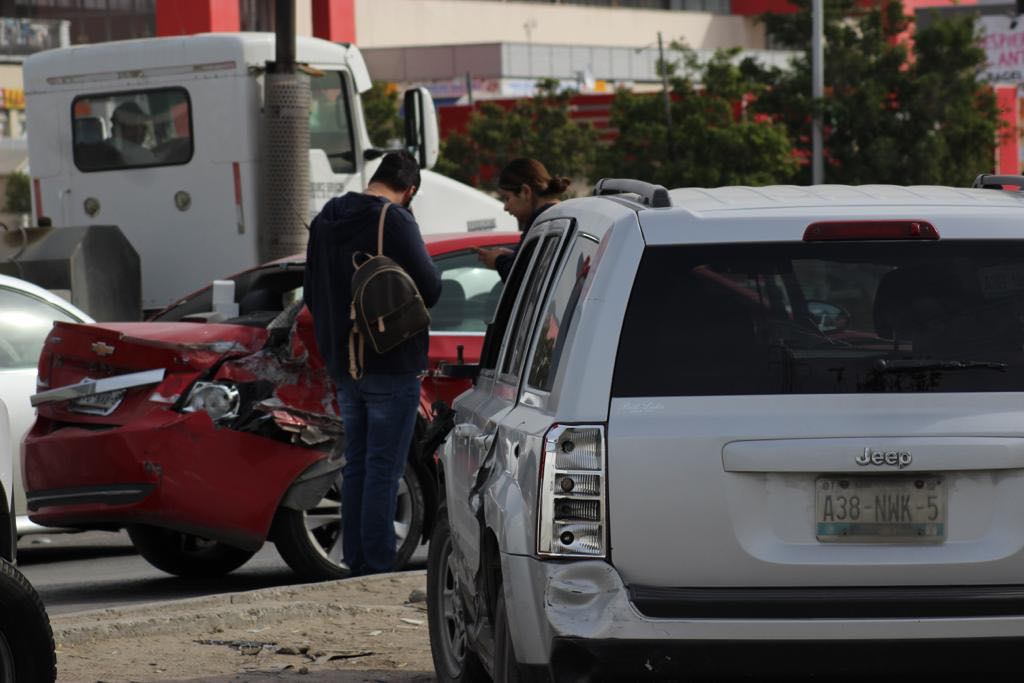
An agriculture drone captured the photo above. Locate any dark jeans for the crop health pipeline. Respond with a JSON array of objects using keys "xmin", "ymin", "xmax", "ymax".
[{"xmin": 336, "ymin": 372, "xmax": 421, "ymax": 575}]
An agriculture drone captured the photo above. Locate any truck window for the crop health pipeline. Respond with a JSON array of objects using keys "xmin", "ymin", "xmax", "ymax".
[
  {"xmin": 526, "ymin": 231, "xmax": 599, "ymax": 393},
  {"xmin": 72, "ymin": 87, "xmax": 193, "ymax": 172},
  {"xmin": 500, "ymin": 234, "xmax": 561, "ymax": 381},
  {"xmin": 612, "ymin": 240, "xmax": 1024, "ymax": 397},
  {"xmin": 310, "ymin": 71, "xmax": 356, "ymax": 175}
]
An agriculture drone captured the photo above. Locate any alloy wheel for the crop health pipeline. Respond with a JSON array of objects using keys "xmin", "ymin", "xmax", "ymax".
[
  {"xmin": 300, "ymin": 475, "xmax": 413, "ymax": 567},
  {"xmin": 435, "ymin": 533, "xmax": 470, "ymax": 675}
]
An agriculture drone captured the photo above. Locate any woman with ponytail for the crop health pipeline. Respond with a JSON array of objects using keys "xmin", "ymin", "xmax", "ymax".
[{"xmin": 476, "ymin": 158, "xmax": 571, "ymax": 281}]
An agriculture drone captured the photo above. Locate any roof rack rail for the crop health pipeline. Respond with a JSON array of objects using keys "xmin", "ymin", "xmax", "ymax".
[
  {"xmin": 972, "ymin": 174, "xmax": 1024, "ymax": 190},
  {"xmin": 592, "ymin": 178, "xmax": 672, "ymax": 208}
]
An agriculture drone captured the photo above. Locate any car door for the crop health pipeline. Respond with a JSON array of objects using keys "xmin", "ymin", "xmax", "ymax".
[{"xmin": 446, "ymin": 222, "xmax": 567, "ymax": 569}]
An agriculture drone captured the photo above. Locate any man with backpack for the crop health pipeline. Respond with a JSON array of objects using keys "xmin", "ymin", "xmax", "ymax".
[{"xmin": 303, "ymin": 151, "xmax": 441, "ymax": 576}]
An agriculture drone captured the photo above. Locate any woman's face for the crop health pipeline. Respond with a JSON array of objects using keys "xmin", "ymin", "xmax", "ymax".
[{"xmin": 500, "ymin": 184, "xmax": 535, "ymax": 223}]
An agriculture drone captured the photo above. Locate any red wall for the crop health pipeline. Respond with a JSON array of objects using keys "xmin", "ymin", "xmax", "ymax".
[
  {"xmin": 312, "ymin": 0, "xmax": 356, "ymax": 43},
  {"xmin": 156, "ymin": 0, "xmax": 240, "ymax": 36}
]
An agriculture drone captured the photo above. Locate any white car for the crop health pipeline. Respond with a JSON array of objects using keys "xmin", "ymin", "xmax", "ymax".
[
  {"xmin": 0, "ymin": 274, "xmax": 92, "ymax": 536},
  {"xmin": 0, "ymin": 396, "xmax": 11, "ymax": 560},
  {"xmin": 429, "ymin": 177, "xmax": 1024, "ymax": 679}
]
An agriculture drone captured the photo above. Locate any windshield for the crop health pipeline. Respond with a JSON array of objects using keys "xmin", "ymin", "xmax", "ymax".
[{"xmin": 613, "ymin": 240, "xmax": 1024, "ymax": 396}]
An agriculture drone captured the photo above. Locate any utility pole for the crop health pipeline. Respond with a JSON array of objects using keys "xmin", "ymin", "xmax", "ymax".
[
  {"xmin": 811, "ymin": 0, "xmax": 824, "ymax": 185},
  {"xmin": 657, "ymin": 31, "xmax": 675, "ymax": 160},
  {"xmin": 260, "ymin": 0, "xmax": 310, "ymax": 262},
  {"xmin": 657, "ymin": 31, "xmax": 673, "ymax": 131}
]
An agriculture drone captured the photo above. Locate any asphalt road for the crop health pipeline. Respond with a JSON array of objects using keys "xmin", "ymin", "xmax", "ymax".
[{"xmin": 17, "ymin": 529, "xmax": 427, "ymax": 616}]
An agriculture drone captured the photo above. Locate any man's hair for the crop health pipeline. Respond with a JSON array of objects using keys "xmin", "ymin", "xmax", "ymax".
[{"xmin": 368, "ymin": 150, "xmax": 421, "ymax": 192}]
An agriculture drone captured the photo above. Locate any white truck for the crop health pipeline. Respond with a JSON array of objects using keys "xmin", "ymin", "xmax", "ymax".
[{"xmin": 23, "ymin": 33, "xmax": 514, "ymax": 311}]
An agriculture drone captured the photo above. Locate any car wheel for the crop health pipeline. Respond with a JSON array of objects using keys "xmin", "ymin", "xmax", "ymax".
[
  {"xmin": 0, "ymin": 558, "xmax": 56, "ymax": 683},
  {"xmin": 273, "ymin": 462, "xmax": 424, "ymax": 581},
  {"xmin": 428, "ymin": 503, "xmax": 487, "ymax": 683},
  {"xmin": 127, "ymin": 525, "xmax": 256, "ymax": 578}
]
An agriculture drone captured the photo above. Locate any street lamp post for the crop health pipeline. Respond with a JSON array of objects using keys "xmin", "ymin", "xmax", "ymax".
[
  {"xmin": 657, "ymin": 31, "xmax": 673, "ymax": 131},
  {"xmin": 811, "ymin": 0, "xmax": 824, "ymax": 185}
]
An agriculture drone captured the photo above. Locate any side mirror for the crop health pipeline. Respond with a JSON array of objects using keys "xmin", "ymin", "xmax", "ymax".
[
  {"xmin": 807, "ymin": 300, "xmax": 850, "ymax": 333},
  {"xmin": 403, "ymin": 87, "xmax": 439, "ymax": 169}
]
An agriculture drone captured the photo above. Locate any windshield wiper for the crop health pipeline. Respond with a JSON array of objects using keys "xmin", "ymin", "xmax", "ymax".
[{"xmin": 874, "ymin": 359, "xmax": 1008, "ymax": 372}]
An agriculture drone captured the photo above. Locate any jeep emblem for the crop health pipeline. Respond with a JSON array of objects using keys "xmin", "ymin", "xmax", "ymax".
[{"xmin": 856, "ymin": 448, "xmax": 912, "ymax": 469}]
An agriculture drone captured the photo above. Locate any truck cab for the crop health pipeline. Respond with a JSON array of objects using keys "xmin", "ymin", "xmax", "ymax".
[{"xmin": 24, "ymin": 33, "xmax": 514, "ymax": 311}]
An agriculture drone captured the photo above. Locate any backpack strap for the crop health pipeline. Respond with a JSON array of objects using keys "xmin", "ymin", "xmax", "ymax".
[{"xmin": 377, "ymin": 201, "xmax": 390, "ymax": 256}]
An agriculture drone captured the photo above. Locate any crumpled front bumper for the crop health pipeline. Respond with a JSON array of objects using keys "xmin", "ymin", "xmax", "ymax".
[
  {"xmin": 23, "ymin": 407, "xmax": 330, "ymax": 550},
  {"xmin": 501, "ymin": 555, "xmax": 1024, "ymax": 679}
]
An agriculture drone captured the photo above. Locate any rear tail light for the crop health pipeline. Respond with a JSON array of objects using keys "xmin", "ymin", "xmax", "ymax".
[{"xmin": 537, "ymin": 424, "xmax": 607, "ymax": 558}]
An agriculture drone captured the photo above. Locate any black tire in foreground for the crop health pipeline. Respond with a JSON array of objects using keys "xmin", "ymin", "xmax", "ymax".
[
  {"xmin": 127, "ymin": 525, "xmax": 256, "ymax": 578},
  {"xmin": 427, "ymin": 503, "xmax": 487, "ymax": 683},
  {"xmin": 0, "ymin": 558, "xmax": 56, "ymax": 683},
  {"xmin": 273, "ymin": 462, "xmax": 425, "ymax": 581}
]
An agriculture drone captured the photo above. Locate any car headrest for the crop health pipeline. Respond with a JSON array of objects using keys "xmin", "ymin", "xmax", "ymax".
[
  {"xmin": 873, "ymin": 264, "xmax": 976, "ymax": 341},
  {"xmin": 433, "ymin": 279, "xmax": 466, "ymax": 329}
]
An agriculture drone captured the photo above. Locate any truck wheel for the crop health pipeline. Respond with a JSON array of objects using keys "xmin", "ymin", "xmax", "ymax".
[
  {"xmin": 428, "ymin": 504, "xmax": 487, "ymax": 683},
  {"xmin": 273, "ymin": 462, "xmax": 424, "ymax": 581},
  {"xmin": 0, "ymin": 558, "xmax": 56, "ymax": 682},
  {"xmin": 127, "ymin": 526, "xmax": 256, "ymax": 577}
]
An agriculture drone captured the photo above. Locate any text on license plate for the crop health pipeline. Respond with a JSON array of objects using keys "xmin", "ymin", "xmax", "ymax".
[
  {"xmin": 68, "ymin": 389, "xmax": 125, "ymax": 416},
  {"xmin": 815, "ymin": 476, "xmax": 946, "ymax": 543}
]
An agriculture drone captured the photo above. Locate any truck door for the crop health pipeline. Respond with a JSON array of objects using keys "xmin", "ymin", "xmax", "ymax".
[
  {"xmin": 446, "ymin": 223, "xmax": 567, "ymax": 571},
  {"xmin": 67, "ymin": 85, "xmax": 246, "ymax": 311},
  {"xmin": 307, "ymin": 69, "xmax": 363, "ymax": 219}
]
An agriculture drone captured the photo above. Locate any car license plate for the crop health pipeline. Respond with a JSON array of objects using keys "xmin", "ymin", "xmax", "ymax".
[
  {"xmin": 68, "ymin": 389, "xmax": 126, "ymax": 416},
  {"xmin": 815, "ymin": 476, "xmax": 946, "ymax": 543}
]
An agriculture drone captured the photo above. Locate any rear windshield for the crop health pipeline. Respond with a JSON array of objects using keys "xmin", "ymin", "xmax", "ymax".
[{"xmin": 613, "ymin": 241, "xmax": 1024, "ymax": 396}]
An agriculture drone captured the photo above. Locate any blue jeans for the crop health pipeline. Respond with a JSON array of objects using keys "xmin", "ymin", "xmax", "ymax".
[{"xmin": 336, "ymin": 372, "xmax": 421, "ymax": 575}]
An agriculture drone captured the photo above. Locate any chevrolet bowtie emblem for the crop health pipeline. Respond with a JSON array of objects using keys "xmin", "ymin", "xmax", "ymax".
[{"xmin": 91, "ymin": 342, "xmax": 115, "ymax": 357}]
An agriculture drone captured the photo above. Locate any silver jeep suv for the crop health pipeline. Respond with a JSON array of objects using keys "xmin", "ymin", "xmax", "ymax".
[{"xmin": 428, "ymin": 177, "xmax": 1024, "ymax": 680}]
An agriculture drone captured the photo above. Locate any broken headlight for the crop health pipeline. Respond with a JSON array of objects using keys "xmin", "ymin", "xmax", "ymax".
[{"xmin": 183, "ymin": 381, "xmax": 240, "ymax": 422}]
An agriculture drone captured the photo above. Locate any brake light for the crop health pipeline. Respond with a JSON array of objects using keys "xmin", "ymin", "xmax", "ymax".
[
  {"xmin": 537, "ymin": 424, "xmax": 607, "ymax": 558},
  {"xmin": 803, "ymin": 220, "xmax": 939, "ymax": 241}
]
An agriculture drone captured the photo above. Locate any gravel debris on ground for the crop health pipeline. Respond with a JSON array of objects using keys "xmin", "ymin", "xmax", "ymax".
[{"xmin": 50, "ymin": 570, "xmax": 436, "ymax": 683}]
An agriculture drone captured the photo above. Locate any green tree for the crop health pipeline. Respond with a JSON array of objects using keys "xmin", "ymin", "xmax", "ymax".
[
  {"xmin": 750, "ymin": 0, "xmax": 999, "ymax": 185},
  {"xmin": 434, "ymin": 79, "xmax": 598, "ymax": 190},
  {"xmin": 362, "ymin": 81, "xmax": 404, "ymax": 148},
  {"xmin": 4, "ymin": 171, "xmax": 29, "ymax": 214},
  {"xmin": 597, "ymin": 48, "xmax": 799, "ymax": 187}
]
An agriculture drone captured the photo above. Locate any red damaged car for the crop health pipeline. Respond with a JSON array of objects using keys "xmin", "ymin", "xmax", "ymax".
[{"xmin": 23, "ymin": 231, "xmax": 517, "ymax": 580}]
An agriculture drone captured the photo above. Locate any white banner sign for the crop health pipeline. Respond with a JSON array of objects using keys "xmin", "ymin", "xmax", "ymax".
[{"xmin": 980, "ymin": 15, "xmax": 1024, "ymax": 84}]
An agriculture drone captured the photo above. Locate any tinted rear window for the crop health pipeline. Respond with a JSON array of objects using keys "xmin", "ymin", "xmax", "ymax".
[{"xmin": 613, "ymin": 241, "xmax": 1024, "ymax": 397}]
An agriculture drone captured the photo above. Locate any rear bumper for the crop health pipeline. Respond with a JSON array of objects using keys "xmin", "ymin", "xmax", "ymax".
[
  {"xmin": 548, "ymin": 636, "xmax": 1024, "ymax": 678},
  {"xmin": 501, "ymin": 555, "xmax": 1024, "ymax": 677},
  {"xmin": 23, "ymin": 409, "xmax": 329, "ymax": 550}
]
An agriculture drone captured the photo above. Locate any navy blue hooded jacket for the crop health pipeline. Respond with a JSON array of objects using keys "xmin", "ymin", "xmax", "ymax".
[{"xmin": 303, "ymin": 192, "xmax": 442, "ymax": 383}]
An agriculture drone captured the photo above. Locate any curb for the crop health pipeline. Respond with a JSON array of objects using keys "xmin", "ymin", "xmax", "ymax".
[{"xmin": 49, "ymin": 570, "xmax": 428, "ymax": 646}]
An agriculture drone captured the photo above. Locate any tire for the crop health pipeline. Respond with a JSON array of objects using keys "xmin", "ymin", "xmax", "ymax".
[
  {"xmin": 0, "ymin": 559, "xmax": 56, "ymax": 683},
  {"xmin": 127, "ymin": 525, "xmax": 256, "ymax": 578},
  {"xmin": 273, "ymin": 462, "xmax": 425, "ymax": 581},
  {"xmin": 427, "ymin": 504, "xmax": 487, "ymax": 683}
]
